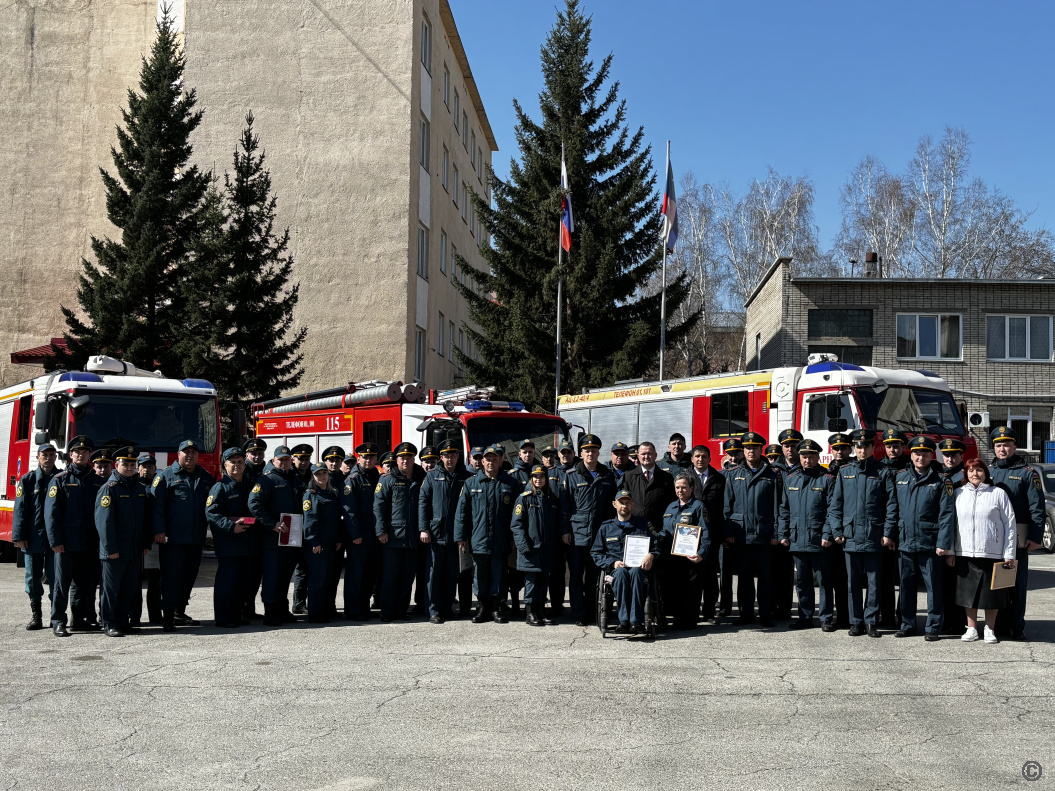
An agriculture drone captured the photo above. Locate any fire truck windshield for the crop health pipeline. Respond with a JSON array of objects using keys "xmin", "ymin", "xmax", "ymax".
[
  {"xmin": 855, "ymin": 386, "xmax": 966, "ymax": 436},
  {"xmin": 465, "ymin": 416, "xmax": 569, "ymax": 458},
  {"xmin": 71, "ymin": 393, "xmax": 218, "ymax": 452}
]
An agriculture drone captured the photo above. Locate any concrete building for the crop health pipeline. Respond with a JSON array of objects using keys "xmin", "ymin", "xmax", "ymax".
[
  {"xmin": 745, "ymin": 258, "xmax": 1055, "ymax": 458},
  {"xmin": 1, "ymin": 0, "xmax": 493, "ymax": 392}
]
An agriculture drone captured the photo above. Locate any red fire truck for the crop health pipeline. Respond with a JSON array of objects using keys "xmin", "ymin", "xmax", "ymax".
[
  {"xmin": 0, "ymin": 355, "xmax": 222, "ymax": 559},
  {"xmin": 557, "ymin": 355, "xmax": 977, "ymax": 465},
  {"xmin": 251, "ymin": 384, "xmax": 571, "ymax": 461}
]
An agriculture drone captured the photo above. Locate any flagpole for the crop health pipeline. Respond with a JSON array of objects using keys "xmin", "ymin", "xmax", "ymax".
[
  {"xmin": 555, "ymin": 143, "xmax": 565, "ymax": 414},
  {"xmin": 659, "ymin": 140, "xmax": 670, "ymax": 382}
]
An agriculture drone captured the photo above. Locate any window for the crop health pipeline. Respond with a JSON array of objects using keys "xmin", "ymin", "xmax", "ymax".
[
  {"xmin": 896, "ymin": 313, "xmax": 961, "ymax": 359},
  {"xmin": 441, "ymin": 145, "xmax": 449, "ymax": 191},
  {"xmin": 416, "ymin": 225, "xmax": 429, "ymax": 280},
  {"xmin": 807, "ymin": 345, "xmax": 874, "ymax": 366},
  {"xmin": 414, "ymin": 330, "xmax": 426, "ymax": 380},
  {"xmin": 453, "ymin": 91, "xmax": 460, "ymax": 129},
  {"xmin": 442, "ymin": 63, "xmax": 450, "ymax": 108},
  {"xmin": 419, "ymin": 116, "xmax": 430, "ymax": 172},
  {"xmin": 462, "ymin": 112, "xmax": 469, "ymax": 150},
  {"xmin": 469, "ymin": 202, "xmax": 475, "ymax": 237},
  {"xmin": 856, "ymin": 387, "xmax": 966, "ymax": 435},
  {"xmin": 16, "ymin": 395, "xmax": 31, "ymax": 441},
  {"xmin": 449, "ymin": 321, "xmax": 456, "ymax": 361},
  {"xmin": 437, "ymin": 312, "xmax": 445, "ymax": 356},
  {"xmin": 806, "ymin": 393, "xmax": 855, "ymax": 432},
  {"xmin": 458, "ymin": 328, "xmax": 464, "ymax": 353},
  {"xmin": 470, "ymin": 131, "xmax": 476, "ymax": 168},
  {"xmin": 461, "ymin": 182, "xmax": 468, "ymax": 222},
  {"xmin": 807, "ymin": 309, "xmax": 873, "ymax": 339},
  {"xmin": 710, "ymin": 391, "xmax": 750, "ymax": 438},
  {"xmin": 439, "ymin": 229, "xmax": 447, "ymax": 274},
  {"xmin": 987, "ymin": 406, "xmax": 1053, "ymax": 453},
  {"xmin": 452, "ymin": 166, "xmax": 459, "ymax": 206},
  {"xmin": 754, "ymin": 334, "xmax": 761, "ymax": 371},
  {"xmin": 987, "ymin": 315, "xmax": 1052, "ymax": 361},
  {"xmin": 451, "ymin": 244, "xmax": 458, "ymax": 284},
  {"xmin": 362, "ymin": 420, "xmax": 392, "ymax": 451},
  {"xmin": 420, "ymin": 16, "xmax": 431, "ymax": 73},
  {"xmin": 478, "ymin": 147, "xmax": 484, "ymax": 182}
]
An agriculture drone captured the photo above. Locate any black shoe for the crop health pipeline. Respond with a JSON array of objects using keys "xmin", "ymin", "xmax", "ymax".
[
  {"xmin": 262, "ymin": 606, "xmax": 283, "ymax": 627},
  {"xmin": 1009, "ymin": 631, "xmax": 1028, "ymax": 642},
  {"xmin": 848, "ymin": 624, "xmax": 865, "ymax": 637},
  {"xmin": 281, "ymin": 610, "xmax": 298, "ymax": 624},
  {"xmin": 895, "ymin": 629, "xmax": 915, "ymax": 638},
  {"xmin": 173, "ymin": 612, "xmax": 199, "ymax": 627},
  {"xmin": 867, "ymin": 625, "xmax": 881, "ymax": 638},
  {"xmin": 162, "ymin": 612, "xmax": 177, "ymax": 632},
  {"xmin": 759, "ymin": 618, "xmax": 774, "ymax": 628},
  {"xmin": 615, "ymin": 621, "xmax": 631, "ymax": 634},
  {"xmin": 148, "ymin": 613, "xmax": 164, "ymax": 625},
  {"xmin": 411, "ymin": 603, "xmax": 427, "ymax": 615},
  {"xmin": 104, "ymin": 627, "xmax": 124, "ymax": 638},
  {"xmin": 542, "ymin": 609, "xmax": 556, "ymax": 625},
  {"xmin": 493, "ymin": 608, "xmax": 508, "ymax": 624},
  {"xmin": 380, "ymin": 617, "xmax": 393, "ymax": 623},
  {"xmin": 821, "ymin": 622, "xmax": 838, "ymax": 633},
  {"xmin": 429, "ymin": 615, "xmax": 443, "ymax": 624},
  {"xmin": 291, "ymin": 604, "xmax": 307, "ymax": 616},
  {"xmin": 630, "ymin": 622, "xmax": 644, "ymax": 634},
  {"xmin": 526, "ymin": 609, "xmax": 542, "ymax": 627},
  {"xmin": 574, "ymin": 619, "xmax": 588, "ymax": 627},
  {"xmin": 788, "ymin": 619, "xmax": 813, "ymax": 630},
  {"xmin": 129, "ymin": 620, "xmax": 144, "ymax": 628},
  {"xmin": 471, "ymin": 607, "xmax": 490, "ymax": 624},
  {"xmin": 53, "ymin": 623, "xmax": 70, "ymax": 637},
  {"xmin": 924, "ymin": 633, "xmax": 940, "ymax": 642}
]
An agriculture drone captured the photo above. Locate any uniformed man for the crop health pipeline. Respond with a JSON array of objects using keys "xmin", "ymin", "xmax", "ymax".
[
  {"xmin": 92, "ymin": 447, "xmax": 114, "ymax": 480},
  {"xmin": 503, "ymin": 440, "xmax": 538, "ymax": 616},
  {"xmin": 769, "ymin": 428, "xmax": 803, "ymax": 622},
  {"xmin": 829, "ymin": 429, "xmax": 896, "ymax": 637},
  {"xmin": 418, "ymin": 439, "xmax": 472, "ymax": 623},
  {"xmin": 510, "ymin": 464, "xmax": 566, "ymax": 626},
  {"xmin": 341, "ymin": 455, "xmax": 355, "ymax": 477},
  {"xmin": 321, "ymin": 446, "xmax": 346, "ymax": 485},
  {"xmin": 248, "ymin": 444, "xmax": 304, "ymax": 625},
  {"xmin": 938, "ymin": 437, "xmax": 968, "ymax": 635},
  {"xmin": 776, "ymin": 429, "xmax": 804, "ymax": 471},
  {"xmin": 662, "ymin": 473, "xmax": 710, "ymax": 630},
  {"xmin": 130, "ymin": 452, "xmax": 162, "ymax": 627},
  {"xmin": 94, "ymin": 446, "xmax": 152, "ymax": 637},
  {"xmin": 318, "ymin": 445, "xmax": 347, "ymax": 616},
  {"xmin": 240, "ymin": 439, "xmax": 270, "ymax": 616},
  {"xmin": 894, "ymin": 436, "xmax": 955, "ymax": 640},
  {"xmin": 779, "ymin": 439, "xmax": 837, "ymax": 631},
  {"xmin": 340, "ymin": 442, "xmax": 382, "ymax": 619},
  {"xmin": 302, "ymin": 463, "xmax": 343, "ymax": 623},
  {"xmin": 558, "ymin": 439, "xmax": 577, "ymax": 472},
  {"xmin": 591, "ymin": 490, "xmax": 662, "ymax": 633},
  {"xmin": 468, "ymin": 446, "xmax": 485, "ymax": 471},
  {"xmin": 827, "ymin": 434, "xmax": 853, "ymax": 474},
  {"xmin": 656, "ymin": 433, "xmax": 692, "ymax": 475},
  {"xmin": 989, "ymin": 426, "xmax": 1045, "ymax": 641},
  {"xmin": 152, "ymin": 439, "xmax": 215, "ymax": 631},
  {"xmin": 826, "ymin": 432, "xmax": 853, "ymax": 629},
  {"xmin": 372, "ymin": 442, "xmax": 422, "ymax": 621},
  {"xmin": 560, "ymin": 434, "xmax": 617, "ymax": 626},
  {"xmin": 82, "ymin": 449, "xmax": 113, "ymax": 627},
  {"xmin": 690, "ymin": 444, "xmax": 726, "ymax": 622},
  {"xmin": 879, "ymin": 429, "xmax": 910, "ymax": 628},
  {"xmin": 419, "ymin": 446, "xmax": 439, "ymax": 474},
  {"xmin": 205, "ymin": 447, "xmax": 258, "ymax": 628},
  {"xmin": 609, "ymin": 442, "xmax": 634, "ymax": 481},
  {"xmin": 14, "ymin": 443, "xmax": 59, "ymax": 632},
  {"xmin": 454, "ymin": 444, "xmax": 520, "ymax": 623},
  {"xmin": 628, "ymin": 445, "xmax": 640, "ymax": 466},
  {"xmin": 45, "ymin": 436, "xmax": 103, "ymax": 634},
  {"xmin": 539, "ymin": 444, "xmax": 568, "ymax": 612},
  {"xmin": 288, "ymin": 444, "xmax": 314, "ymax": 616},
  {"xmin": 723, "ymin": 432, "xmax": 784, "ymax": 628},
  {"xmin": 764, "ymin": 444, "xmax": 783, "ymax": 464},
  {"xmin": 380, "ymin": 451, "xmax": 395, "ymax": 475},
  {"xmin": 717, "ymin": 438, "xmax": 743, "ymax": 617},
  {"xmin": 721, "ymin": 437, "xmax": 745, "ymax": 471},
  {"xmin": 243, "ymin": 438, "xmax": 268, "ymax": 482}
]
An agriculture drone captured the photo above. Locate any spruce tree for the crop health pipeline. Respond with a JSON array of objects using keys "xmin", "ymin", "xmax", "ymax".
[
  {"xmin": 48, "ymin": 10, "xmax": 212, "ymax": 375},
  {"xmin": 456, "ymin": 0, "xmax": 699, "ymax": 410}
]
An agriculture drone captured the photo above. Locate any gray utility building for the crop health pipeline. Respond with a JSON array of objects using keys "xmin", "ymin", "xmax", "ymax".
[
  {"xmin": 2, "ymin": 0, "xmax": 493, "ymax": 392},
  {"xmin": 745, "ymin": 258, "xmax": 1055, "ymax": 459}
]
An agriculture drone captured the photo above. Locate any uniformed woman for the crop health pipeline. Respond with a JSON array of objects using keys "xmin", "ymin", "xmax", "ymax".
[
  {"xmin": 205, "ymin": 447, "xmax": 258, "ymax": 628},
  {"xmin": 662, "ymin": 473, "xmax": 710, "ymax": 630},
  {"xmin": 302, "ymin": 464, "xmax": 342, "ymax": 623},
  {"xmin": 510, "ymin": 465, "xmax": 565, "ymax": 626}
]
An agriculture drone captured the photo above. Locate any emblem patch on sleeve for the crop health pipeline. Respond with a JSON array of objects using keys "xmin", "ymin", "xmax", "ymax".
[
  {"xmin": 945, "ymin": 481, "xmax": 954, "ymax": 497},
  {"xmin": 16, "ymin": 485, "xmax": 24, "ymax": 498},
  {"xmin": 48, "ymin": 485, "xmax": 58, "ymax": 498},
  {"xmin": 303, "ymin": 499, "xmax": 311, "ymax": 511},
  {"xmin": 504, "ymin": 494, "xmax": 511, "ymax": 504},
  {"xmin": 206, "ymin": 495, "xmax": 214, "ymax": 507},
  {"xmin": 514, "ymin": 504, "xmax": 523, "ymax": 515},
  {"xmin": 375, "ymin": 483, "xmax": 382, "ymax": 493},
  {"xmin": 152, "ymin": 475, "xmax": 161, "ymax": 488},
  {"xmin": 100, "ymin": 496, "xmax": 111, "ymax": 508},
  {"xmin": 1034, "ymin": 474, "xmax": 1043, "ymax": 492},
  {"xmin": 344, "ymin": 484, "xmax": 352, "ymax": 495},
  {"xmin": 251, "ymin": 484, "xmax": 261, "ymax": 493}
]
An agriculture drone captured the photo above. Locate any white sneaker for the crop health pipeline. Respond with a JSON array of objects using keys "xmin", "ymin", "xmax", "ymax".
[
  {"xmin": 961, "ymin": 627, "xmax": 979, "ymax": 642},
  {"xmin": 984, "ymin": 626, "xmax": 998, "ymax": 644}
]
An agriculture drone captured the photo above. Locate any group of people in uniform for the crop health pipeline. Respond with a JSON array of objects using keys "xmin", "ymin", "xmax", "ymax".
[{"xmin": 11, "ymin": 423, "xmax": 1044, "ymax": 642}]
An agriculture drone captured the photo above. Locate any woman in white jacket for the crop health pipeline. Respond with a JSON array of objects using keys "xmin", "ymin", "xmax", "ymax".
[{"xmin": 949, "ymin": 458, "xmax": 1017, "ymax": 644}]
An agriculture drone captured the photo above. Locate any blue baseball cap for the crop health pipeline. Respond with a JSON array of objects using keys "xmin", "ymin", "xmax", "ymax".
[
  {"xmin": 36, "ymin": 443, "xmax": 55, "ymax": 454},
  {"xmin": 177, "ymin": 439, "xmax": 200, "ymax": 453},
  {"xmin": 614, "ymin": 489, "xmax": 633, "ymax": 501},
  {"xmin": 222, "ymin": 447, "xmax": 246, "ymax": 462}
]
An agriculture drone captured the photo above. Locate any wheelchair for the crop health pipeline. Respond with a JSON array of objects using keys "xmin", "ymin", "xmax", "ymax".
[{"xmin": 596, "ymin": 564, "xmax": 664, "ymax": 639}]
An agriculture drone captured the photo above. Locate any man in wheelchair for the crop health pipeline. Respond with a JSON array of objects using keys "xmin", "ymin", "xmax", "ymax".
[{"xmin": 590, "ymin": 490, "xmax": 663, "ymax": 634}]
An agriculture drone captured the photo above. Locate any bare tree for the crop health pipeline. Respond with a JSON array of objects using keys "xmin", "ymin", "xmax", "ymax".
[{"xmin": 834, "ymin": 155, "xmax": 915, "ymax": 276}]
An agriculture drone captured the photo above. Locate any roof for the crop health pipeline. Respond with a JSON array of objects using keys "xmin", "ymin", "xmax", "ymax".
[
  {"xmin": 11, "ymin": 338, "xmax": 66, "ymax": 366},
  {"xmin": 439, "ymin": 0, "xmax": 498, "ymax": 152}
]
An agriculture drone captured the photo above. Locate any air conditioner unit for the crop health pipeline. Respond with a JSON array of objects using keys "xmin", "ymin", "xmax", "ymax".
[{"xmin": 968, "ymin": 411, "xmax": 990, "ymax": 429}]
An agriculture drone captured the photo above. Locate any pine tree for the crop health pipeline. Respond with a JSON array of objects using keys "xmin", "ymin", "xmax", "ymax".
[
  {"xmin": 48, "ymin": 10, "xmax": 212, "ymax": 375},
  {"xmin": 455, "ymin": 0, "xmax": 699, "ymax": 410}
]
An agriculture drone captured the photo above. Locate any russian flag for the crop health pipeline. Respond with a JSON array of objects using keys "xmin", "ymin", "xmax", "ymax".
[
  {"xmin": 560, "ymin": 152, "xmax": 573, "ymax": 252},
  {"xmin": 662, "ymin": 154, "xmax": 678, "ymax": 253}
]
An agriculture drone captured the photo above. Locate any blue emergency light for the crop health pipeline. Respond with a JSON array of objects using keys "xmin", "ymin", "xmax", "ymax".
[{"xmin": 464, "ymin": 400, "xmax": 526, "ymax": 412}]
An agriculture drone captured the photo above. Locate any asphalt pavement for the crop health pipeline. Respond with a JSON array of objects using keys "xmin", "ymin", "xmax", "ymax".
[{"xmin": 2, "ymin": 552, "xmax": 1054, "ymax": 791}]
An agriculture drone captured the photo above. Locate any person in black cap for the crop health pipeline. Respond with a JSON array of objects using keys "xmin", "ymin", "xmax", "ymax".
[
  {"xmin": 285, "ymin": 444, "xmax": 315, "ymax": 616},
  {"xmin": 560, "ymin": 434, "xmax": 617, "ymax": 626},
  {"xmin": 723, "ymin": 432, "xmax": 784, "ymax": 628},
  {"xmin": 92, "ymin": 447, "xmax": 114, "ymax": 480},
  {"xmin": 662, "ymin": 473, "xmax": 710, "ymax": 630},
  {"xmin": 341, "ymin": 442, "xmax": 383, "ymax": 620},
  {"xmin": 717, "ymin": 438, "xmax": 743, "ymax": 617},
  {"xmin": 881, "ymin": 429, "xmax": 910, "ymax": 472},
  {"xmin": 989, "ymin": 426, "xmax": 1045, "ymax": 641},
  {"xmin": 379, "ymin": 451, "xmax": 395, "ymax": 475},
  {"xmin": 322, "ymin": 446, "xmax": 347, "ymax": 485},
  {"xmin": 45, "ymin": 436, "xmax": 102, "ymax": 634},
  {"xmin": 609, "ymin": 442, "xmax": 634, "ymax": 481},
  {"xmin": 826, "ymin": 432, "xmax": 853, "ymax": 629},
  {"xmin": 130, "ymin": 452, "xmax": 163, "ymax": 627},
  {"xmin": 558, "ymin": 439, "xmax": 577, "ymax": 472},
  {"xmin": 894, "ymin": 436, "xmax": 955, "ymax": 640},
  {"xmin": 302, "ymin": 463, "xmax": 343, "ymax": 623},
  {"xmin": 501, "ymin": 440, "xmax": 539, "ymax": 617},
  {"xmin": 317, "ymin": 445, "xmax": 348, "ymax": 616},
  {"xmin": 13, "ymin": 443, "xmax": 59, "ymax": 632},
  {"xmin": 769, "ymin": 429, "xmax": 803, "ymax": 622},
  {"xmin": 540, "ymin": 443, "xmax": 569, "ymax": 612},
  {"xmin": 373, "ymin": 442, "xmax": 422, "ymax": 621},
  {"xmin": 656, "ymin": 432, "xmax": 692, "ymax": 475},
  {"xmin": 94, "ymin": 446, "xmax": 152, "ymax": 636},
  {"xmin": 419, "ymin": 446, "xmax": 439, "ymax": 474},
  {"xmin": 247, "ymin": 444, "xmax": 303, "ymax": 626},
  {"xmin": 775, "ymin": 429, "xmax": 803, "ymax": 472},
  {"xmin": 418, "ymin": 439, "xmax": 472, "ymax": 623},
  {"xmin": 455, "ymin": 445, "xmax": 521, "ymax": 623},
  {"xmin": 937, "ymin": 437, "xmax": 968, "ymax": 635},
  {"xmin": 242, "ymin": 438, "xmax": 268, "ymax": 483},
  {"xmin": 721, "ymin": 437, "xmax": 744, "ymax": 471},
  {"xmin": 510, "ymin": 464, "xmax": 565, "ymax": 626},
  {"xmin": 205, "ymin": 448, "xmax": 258, "ymax": 627},
  {"xmin": 827, "ymin": 433, "xmax": 853, "ymax": 474},
  {"xmin": 779, "ymin": 440, "xmax": 838, "ymax": 631},
  {"xmin": 938, "ymin": 438, "xmax": 966, "ymax": 484},
  {"xmin": 878, "ymin": 429, "xmax": 910, "ymax": 628},
  {"xmin": 763, "ymin": 444, "xmax": 782, "ymax": 464}
]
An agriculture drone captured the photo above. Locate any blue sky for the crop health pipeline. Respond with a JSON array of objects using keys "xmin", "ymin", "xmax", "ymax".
[{"xmin": 449, "ymin": 0, "xmax": 1055, "ymax": 252}]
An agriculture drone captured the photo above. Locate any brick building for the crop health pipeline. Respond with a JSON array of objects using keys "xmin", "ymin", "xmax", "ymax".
[{"xmin": 745, "ymin": 258, "xmax": 1055, "ymax": 458}]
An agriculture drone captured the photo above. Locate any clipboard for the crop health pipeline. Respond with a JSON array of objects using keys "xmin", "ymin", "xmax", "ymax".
[
  {"xmin": 671, "ymin": 525, "xmax": 702, "ymax": 557},
  {"xmin": 990, "ymin": 561, "xmax": 1017, "ymax": 591},
  {"xmin": 278, "ymin": 514, "xmax": 303, "ymax": 547}
]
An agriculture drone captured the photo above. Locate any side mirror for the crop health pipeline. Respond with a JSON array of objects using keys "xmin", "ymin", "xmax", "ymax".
[
  {"xmin": 826, "ymin": 398, "xmax": 845, "ymax": 419},
  {"xmin": 33, "ymin": 401, "xmax": 52, "ymax": 431},
  {"xmin": 68, "ymin": 394, "xmax": 91, "ymax": 411},
  {"xmin": 828, "ymin": 418, "xmax": 848, "ymax": 432},
  {"xmin": 34, "ymin": 431, "xmax": 50, "ymax": 445},
  {"xmin": 872, "ymin": 379, "xmax": 888, "ymax": 394}
]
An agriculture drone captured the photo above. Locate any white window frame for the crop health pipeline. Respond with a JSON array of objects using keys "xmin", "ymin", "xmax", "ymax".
[
  {"xmin": 443, "ymin": 63, "xmax": 450, "ymax": 108},
  {"xmin": 986, "ymin": 314, "xmax": 1054, "ymax": 362},
  {"xmin": 419, "ymin": 115, "xmax": 430, "ymax": 172},
  {"xmin": 416, "ymin": 224, "xmax": 429, "ymax": 280},
  {"xmin": 439, "ymin": 229, "xmax": 447, "ymax": 274},
  {"xmin": 895, "ymin": 312, "xmax": 962, "ymax": 361},
  {"xmin": 414, "ymin": 329, "xmax": 426, "ymax": 380},
  {"xmin": 420, "ymin": 16, "xmax": 432, "ymax": 74},
  {"xmin": 453, "ymin": 91, "xmax": 460, "ymax": 130}
]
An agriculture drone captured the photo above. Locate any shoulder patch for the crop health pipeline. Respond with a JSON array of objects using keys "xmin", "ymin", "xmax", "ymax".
[
  {"xmin": 344, "ymin": 484, "xmax": 352, "ymax": 495},
  {"xmin": 375, "ymin": 482, "xmax": 382, "ymax": 493},
  {"xmin": 152, "ymin": 475, "xmax": 161, "ymax": 488},
  {"xmin": 100, "ymin": 495, "xmax": 111, "ymax": 508},
  {"xmin": 15, "ymin": 485, "xmax": 24, "ymax": 498},
  {"xmin": 206, "ymin": 495, "xmax": 214, "ymax": 507},
  {"xmin": 1034, "ymin": 473, "xmax": 1043, "ymax": 492},
  {"xmin": 303, "ymin": 499, "xmax": 311, "ymax": 512},
  {"xmin": 48, "ymin": 484, "xmax": 59, "ymax": 498},
  {"xmin": 251, "ymin": 483, "xmax": 262, "ymax": 494},
  {"xmin": 945, "ymin": 480, "xmax": 954, "ymax": 497},
  {"xmin": 514, "ymin": 503, "xmax": 523, "ymax": 515}
]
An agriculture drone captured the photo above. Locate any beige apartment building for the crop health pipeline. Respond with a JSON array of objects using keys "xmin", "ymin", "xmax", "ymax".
[{"xmin": 1, "ymin": 0, "xmax": 494, "ymax": 392}]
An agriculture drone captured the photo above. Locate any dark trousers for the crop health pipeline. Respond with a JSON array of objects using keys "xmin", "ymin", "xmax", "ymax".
[
  {"xmin": 611, "ymin": 566, "xmax": 647, "ymax": 624},
  {"xmin": 243, "ymin": 555, "xmax": 263, "ymax": 614},
  {"xmin": 159, "ymin": 543, "xmax": 203, "ymax": 611},
  {"xmin": 524, "ymin": 570, "xmax": 547, "ymax": 606},
  {"xmin": 996, "ymin": 545, "xmax": 1031, "ymax": 635},
  {"xmin": 700, "ymin": 537, "xmax": 723, "ymax": 619},
  {"xmin": 719, "ymin": 542, "xmax": 739, "ymax": 612},
  {"xmin": 363, "ymin": 543, "xmax": 383, "ymax": 611},
  {"xmin": 415, "ymin": 543, "xmax": 431, "ymax": 611},
  {"xmin": 506, "ymin": 567, "xmax": 525, "ymax": 606},
  {"xmin": 131, "ymin": 567, "xmax": 162, "ymax": 624},
  {"xmin": 292, "ymin": 556, "xmax": 308, "ymax": 611},
  {"xmin": 548, "ymin": 541, "xmax": 568, "ymax": 612},
  {"xmin": 792, "ymin": 551, "xmax": 834, "ymax": 623},
  {"xmin": 899, "ymin": 550, "xmax": 944, "ymax": 634},
  {"xmin": 23, "ymin": 550, "xmax": 55, "ymax": 604},
  {"xmin": 736, "ymin": 543, "xmax": 772, "ymax": 621},
  {"xmin": 567, "ymin": 545, "xmax": 597, "ymax": 621},
  {"xmin": 52, "ymin": 550, "xmax": 98, "ymax": 625},
  {"xmin": 880, "ymin": 549, "xmax": 900, "ymax": 627},
  {"xmin": 472, "ymin": 552, "xmax": 508, "ymax": 601},
  {"xmin": 846, "ymin": 551, "xmax": 882, "ymax": 627},
  {"xmin": 343, "ymin": 542, "xmax": 368, "ymax": 618},
  {"xmin": 214, "ymin": 556, "xmax": 251, "ymax": 625},
  {"xmin": 100, "ymin": 557, "xmax": 139, "ymax": 631},
  {"xmin": 305, "ymin": 546, "xmax": 335, "ymax": 618},
  {"xmin": 770, "ymin": 542, "xmax": 794, "ymax": 619},
  {"xmin": 380, "ymin": 546, "xmax": 416, "ymax": 619},
  {"xmin": 829, "ymin": 542, "xmax": 850, "ymax": 626},
  {"xmin": 261, "ymin": 547, "xmax": 300, "ymax": 607},
  {"xmin": 427, "ymin": 543, "xmax": 459, "ymax": 618},
  {"xmin": 322, "ymin": 546, "xmax": 344, "ymax": 615},
  {"xmin": 457, "ymin": 567, "xmax": 474, "ymax": 615},
  {"xmin": 666, "ymin": 553, "xmax": 705, "ymax": 628}
]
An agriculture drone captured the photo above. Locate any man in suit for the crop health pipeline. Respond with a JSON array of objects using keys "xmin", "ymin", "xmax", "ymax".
[
  {"xmin": 621, "ymin": 442, "xmax": 676, "ymax": 532},
  {"xmin": 689, "ymin": 444, "xmax": 726, "ymax": 622}
]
